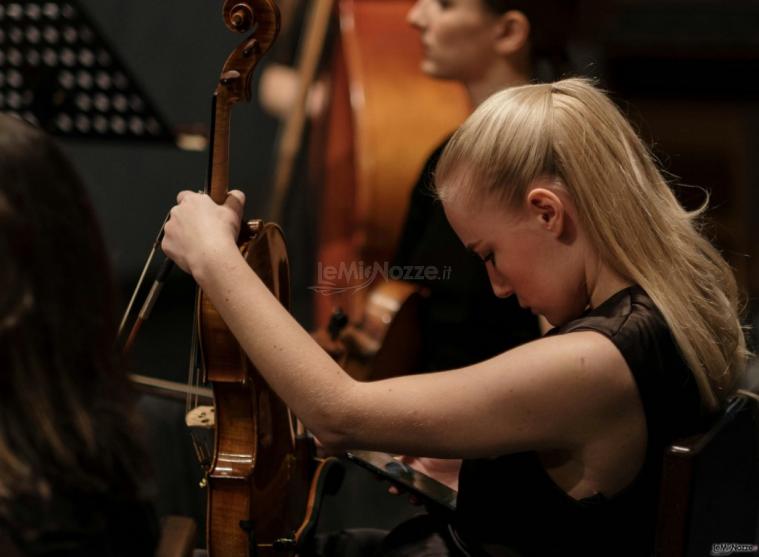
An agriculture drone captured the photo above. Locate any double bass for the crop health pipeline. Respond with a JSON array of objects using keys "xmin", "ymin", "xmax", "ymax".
[
  {"xmin": 300, "ymin": 0, "xmax": 470, "ymax": 379},
  {"xmin": 192, "ymin": 1, "xmax": 337, "ymax": 554},
  {"xmin": 313, "ymin": 0, "xmax": 470, "ymax": 328}
]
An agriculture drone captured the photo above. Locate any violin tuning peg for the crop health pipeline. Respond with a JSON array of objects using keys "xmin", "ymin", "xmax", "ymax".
[
  {"xmin": 247, "ymin": 219, "xmax": 263, "ymax": 236},
  {"xmin": 220, "ymin": 70, "xmax": 241, "ymax": 85},
  {"xmin": 242, "ymin": 41, "xmax": 260, "ymax": 58}
]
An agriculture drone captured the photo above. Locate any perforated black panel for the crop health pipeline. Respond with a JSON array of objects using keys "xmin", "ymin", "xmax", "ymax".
[{"xmin": 0, "ymin": 1, "xmax": 172, "ymax": 140}]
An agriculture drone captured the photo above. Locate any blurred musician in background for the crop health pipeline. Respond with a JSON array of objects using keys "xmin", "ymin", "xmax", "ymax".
[{"xmin": 370, "ymin": 0, "xmax": 578, "ymax": 489}]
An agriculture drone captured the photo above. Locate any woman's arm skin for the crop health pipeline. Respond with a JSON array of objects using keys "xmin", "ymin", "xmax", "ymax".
[{"xmin": 162, "ymin": 191, "xmax": 642, "ymax": 459}]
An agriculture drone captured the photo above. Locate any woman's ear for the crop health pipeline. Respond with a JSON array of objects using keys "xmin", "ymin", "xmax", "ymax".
[
  {"xmin": 492, "ymin": 10, "xmax": 531, "ymax": 57},
  {"xmin": 526, "ymin": 188, "xmax": 564, "ymax": 237}
]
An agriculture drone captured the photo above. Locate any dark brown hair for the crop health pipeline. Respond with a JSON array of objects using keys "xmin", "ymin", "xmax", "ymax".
[
  {"xmin": 0, "ymin": 114, "xmax": 146, "ymax": 517},
  {"xmin": 482, "ymin": 0, "xmax": 579, "ymax": 75}
]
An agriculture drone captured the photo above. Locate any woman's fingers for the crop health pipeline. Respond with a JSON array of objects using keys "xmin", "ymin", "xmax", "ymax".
[
  {"xmin": 176, "ymin": 190, "xmax": 196, "ymax": 203},
  {"xmin": 161, "ymin": 188, "xmax": 246, "ymax": 277},
  {"xmin": 226, "ymin": 189, "xmax": 246, "ymax": 214}
]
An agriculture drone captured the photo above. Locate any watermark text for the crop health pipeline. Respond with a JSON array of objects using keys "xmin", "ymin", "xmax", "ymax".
[
  {"xmin": 309, "ymin": 261, "xmax": 452, "ymax": 295},
  {"xmin": 711, "ymin": 543, "xmax": 759, "ymax": 556}
]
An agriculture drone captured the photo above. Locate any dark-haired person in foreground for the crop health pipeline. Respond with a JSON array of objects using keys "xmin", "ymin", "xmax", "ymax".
[{"xmin": 0, "ymin": 114, "xmax": 158, "ymax": 556}]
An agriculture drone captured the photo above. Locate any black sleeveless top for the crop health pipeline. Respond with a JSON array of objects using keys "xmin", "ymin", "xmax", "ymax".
[{"xmin": 454, "ymin": 286, "xmax": 706, "ymax": 557}]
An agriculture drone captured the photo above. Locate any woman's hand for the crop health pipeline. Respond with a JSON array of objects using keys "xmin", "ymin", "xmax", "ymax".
[{"xmin": 161, "ymin": 190, "xmax": 246, "ymax": 280}]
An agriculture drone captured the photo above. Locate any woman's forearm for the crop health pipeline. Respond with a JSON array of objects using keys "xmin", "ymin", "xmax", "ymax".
[{"xmin": 194, "ymin": 243, "xmax": 360, "ymax": 447}]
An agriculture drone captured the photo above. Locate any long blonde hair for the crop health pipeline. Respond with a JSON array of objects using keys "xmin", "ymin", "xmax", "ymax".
[{"xmin": 436, "ymin": 78, "xmax": 747, "ymax": 411}]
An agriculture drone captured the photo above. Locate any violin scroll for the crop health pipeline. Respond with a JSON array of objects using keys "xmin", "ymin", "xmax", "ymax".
[{"xmin": 217, "ymin": 0, "xmax": 281, "ymax": 103}]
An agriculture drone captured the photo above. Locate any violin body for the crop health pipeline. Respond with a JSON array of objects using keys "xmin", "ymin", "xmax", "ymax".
[{"xmin": 201, "ymin": 222, "xmax": 332, "ymax": 556}]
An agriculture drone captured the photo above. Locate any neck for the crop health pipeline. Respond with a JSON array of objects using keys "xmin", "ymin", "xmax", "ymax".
[
  {"xmin": 585, "ymin": 257, "xmax": 634, "ymax": 310},
  {"xmin": 465, "ymin": 59, "xmax": 531, "ymax": 107}
]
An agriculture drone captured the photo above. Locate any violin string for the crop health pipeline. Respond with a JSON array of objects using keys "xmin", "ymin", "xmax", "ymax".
[
  {"xmin": 194, "ymin": 290, "xmax": 202, "ymax": 411},
  {"xmin": 186, "ymin": 287, "xmax": 202, "ymax": 415}
]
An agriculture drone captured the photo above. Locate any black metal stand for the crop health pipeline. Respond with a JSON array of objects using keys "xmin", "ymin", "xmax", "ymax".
[{"xmin": 0, "ymin": 0, "xmax": 172, "ymax": 141}]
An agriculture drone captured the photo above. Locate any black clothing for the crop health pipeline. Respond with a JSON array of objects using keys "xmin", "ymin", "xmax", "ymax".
[
  {"xmin": 393, "ymin": 142, "xmax": 540, "ymax": 371},
  {"xmin": 455, "ymin": 286, "xmax": 706, "ymax": 557}
]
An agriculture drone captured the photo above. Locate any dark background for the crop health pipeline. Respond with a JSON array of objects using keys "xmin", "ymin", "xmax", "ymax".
[
  {"xmin": 57, "ymin": 0, "xmax": 759, "ymax": 329},
  {"xmin": 4, "ymin": 0, "xmax": 759, "ymax": 543}
]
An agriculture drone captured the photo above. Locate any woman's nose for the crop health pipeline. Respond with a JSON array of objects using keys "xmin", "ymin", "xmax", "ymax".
[
  {"xmin": 486, "ymin": 265, "xmax": 513, "ymax": 299},
  {"xmin": 407, "ymin": 0, "xmax": 425, "ymax": 29}
]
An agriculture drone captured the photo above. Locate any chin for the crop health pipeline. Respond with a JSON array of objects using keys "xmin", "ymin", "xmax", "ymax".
[
  {"xmin": 420, "ymin": 60, "xmax": 453, "ymax": 81},
  {"xmin": 420, "ymin": 61, "xmax": 440, "ymax": 77}
]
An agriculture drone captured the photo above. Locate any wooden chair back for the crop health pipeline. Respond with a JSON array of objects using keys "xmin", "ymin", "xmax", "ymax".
[{"xmin": 656, "ymin": 393, "xmax": 759, "ymax": 556}]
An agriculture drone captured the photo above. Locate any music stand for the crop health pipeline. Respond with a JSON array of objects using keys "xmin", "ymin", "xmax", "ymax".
[{"xmin": 0, "ymin": 1, "xmax": 173, "ymax": 142}]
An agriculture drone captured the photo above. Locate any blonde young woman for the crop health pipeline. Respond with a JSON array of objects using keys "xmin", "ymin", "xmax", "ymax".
[{"xmin": 162, "ymin": 79, "xmax": 746, "ymax": 556}]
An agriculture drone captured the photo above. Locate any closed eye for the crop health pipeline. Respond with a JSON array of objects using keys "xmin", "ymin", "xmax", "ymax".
[{"xmin": 466, "ymin": 244, "xmax": 495, "ymax": 265}]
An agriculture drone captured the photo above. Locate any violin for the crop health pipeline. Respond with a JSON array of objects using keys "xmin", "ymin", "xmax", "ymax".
[
  {"xmin": 191, "ymin": 2, "xmax": 338, "ymax": 554},
  {"xmin": 119, "ymin": 4, "xmax": 339, "ymax": 553}
]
